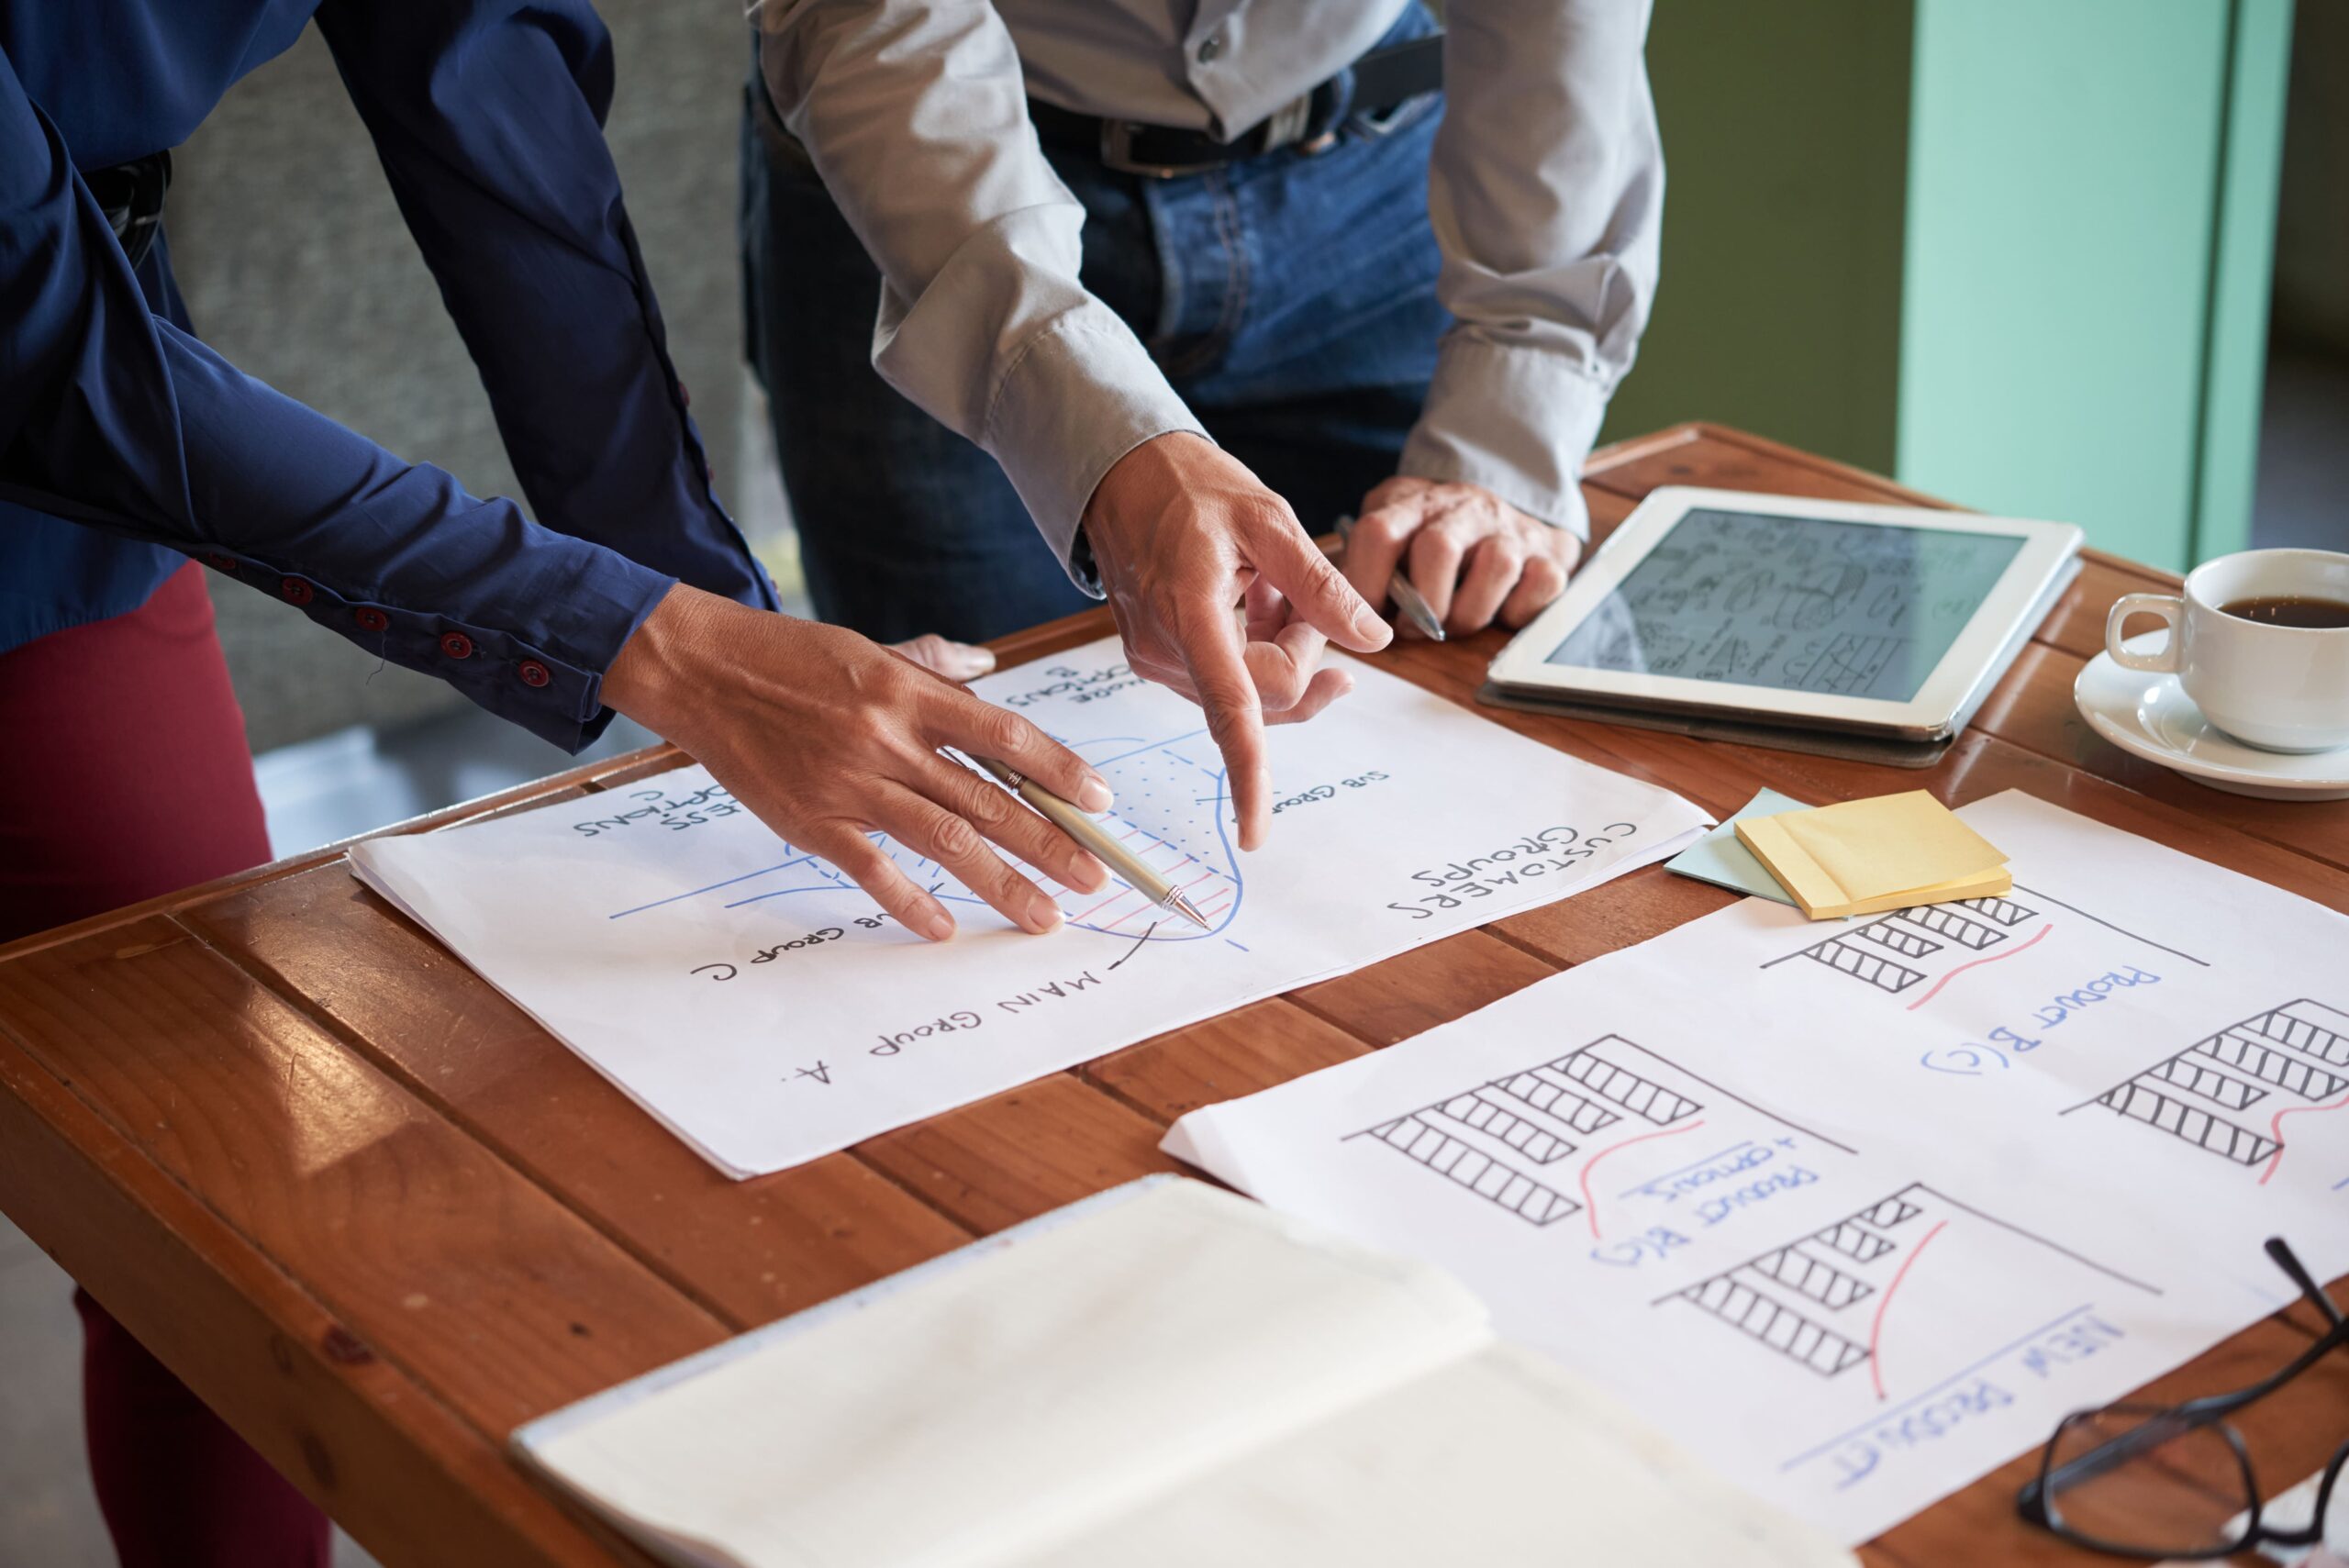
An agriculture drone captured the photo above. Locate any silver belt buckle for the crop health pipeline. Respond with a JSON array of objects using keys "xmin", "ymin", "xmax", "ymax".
[{"xmin": 1098, "ymin": 120, "xmax": 1228, "ymax": 180}]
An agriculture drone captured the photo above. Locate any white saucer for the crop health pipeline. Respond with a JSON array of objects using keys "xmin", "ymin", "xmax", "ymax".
[{"xmin": 2074, "ymin": 633, "xmax": 2349, "ymax": 800}]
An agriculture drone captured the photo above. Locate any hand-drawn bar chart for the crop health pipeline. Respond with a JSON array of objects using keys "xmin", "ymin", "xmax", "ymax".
[
  {"xmin": 1347, "ymin": 1035, "xmax": 1708, "ymax": 1226},
  {"xmin": 1664, "ymin": 1184, "xmax": 2156, "ymax": 1401},
  {"xmin": 2078, "ymin": 999, "xmax": 2349, "ymax": 1176},
  {"xmin": 1342, "ymin": 1034, "xmax": 1858, "ymax": 1237},
  {"xmin": 1761, "ymin": 895, "xmax": 2043, "ymax": 998}
]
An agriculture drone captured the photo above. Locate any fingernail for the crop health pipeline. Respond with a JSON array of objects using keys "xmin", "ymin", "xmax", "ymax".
[
  {"xmin": 920, "ymin": 906, "xmax": 954, "ymax": 941},
  {"xmin": 1353, "ymin": 606, "xmax": 1394, "ymax": 648},
  {"xmin": 955, "ymin": 645, "xmax": 996, "ymax": 678},
  {"xmin": 1028, "ymin": 897, "xmax": 1063, "ymax": 934},
  {"xmin": 1076, "ymin": 775, "xmax": 1114, "ymax": 812}
]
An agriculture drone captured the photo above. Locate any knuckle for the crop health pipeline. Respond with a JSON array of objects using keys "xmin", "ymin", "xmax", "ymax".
[
  {"xmin": 974, "ymin": 701, "xmax": 1033, "ymax": 756},
  {"xmin": 958, "ymin": 777, "xmax": 1013, "ymax": 827},
  {"xmin": 928, "ymin": 812, "xmax": 985, "ymax": 863}
]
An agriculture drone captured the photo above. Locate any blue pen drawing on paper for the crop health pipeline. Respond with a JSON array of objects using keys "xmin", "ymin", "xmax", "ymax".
[{"xmin": 604, "ymin": 728, "xmax": 1248, "ymax": 951}]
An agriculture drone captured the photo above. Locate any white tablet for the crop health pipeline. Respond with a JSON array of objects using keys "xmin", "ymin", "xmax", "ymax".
[{"xmin": 1486, "ymin": 488, "xmax": 2084, "ymax": 741}]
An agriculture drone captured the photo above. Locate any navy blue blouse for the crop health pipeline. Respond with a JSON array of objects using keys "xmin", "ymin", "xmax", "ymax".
[{"xmin": 0, "ymin": 0, "xmax": 775, "ymax": 748}]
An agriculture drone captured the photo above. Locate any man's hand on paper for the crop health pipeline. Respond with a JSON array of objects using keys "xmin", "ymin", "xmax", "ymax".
[
  {"xmin": 1081, "ymin": 432, "xmax": 1391, "ymax": 852},
  {"xmin": 603, "ymin": 587, "xmax": 1111, "ymax": 941},
  {"xmin": 1341, "ymin": 477, "xmax": 1583, "ymax": 637}
]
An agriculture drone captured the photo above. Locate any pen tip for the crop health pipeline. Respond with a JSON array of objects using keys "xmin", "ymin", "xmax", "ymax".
[{"xmin": 1171, "ymin": 891, "xmax": 1211, "ymax": 931}]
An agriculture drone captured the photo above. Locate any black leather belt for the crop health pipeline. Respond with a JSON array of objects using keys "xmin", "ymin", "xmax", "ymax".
[
  {"xmin": 86, "ymin": 150, "xmax": 173, "ymax": 270},
  {"xmin": 1029, "ymin": 32, "xmax": 1442, "ymax": 179}
]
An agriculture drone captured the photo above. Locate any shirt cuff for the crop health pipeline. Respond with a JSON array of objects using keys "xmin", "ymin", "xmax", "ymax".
[
  {"xmin": 198, "ymin": 535, "xmax": 676, "ymax": 755},
  {"xmin": 1398, "ymin": 338, "xmax": 1613, "ymax": 539},
  {"xmin": 981, "ymin": 310, "xmax": 1207, "ymax": 590}
]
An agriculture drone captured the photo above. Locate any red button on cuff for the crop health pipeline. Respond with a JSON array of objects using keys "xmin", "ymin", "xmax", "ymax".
[
  {"xmin": 354, "ymin": 607, "xmax": 390, "ymax": 632},
  {"xmin": 440, "ymin": 632, "xmax": 473, "ymax": 660},
  {"xmin": 517, "ymin": 659, "xmax": 551, "ymax": 689},
  {"xmin": 280, "ymin": 577, "xmax": 313, "ymax": 606},
  {"xmin": 677, "ymin": 381, "xmax": 691, "ymax": 408},
  {"xmin": 204, "ymin": 553, "xmax": 238, "ymax": 574}
]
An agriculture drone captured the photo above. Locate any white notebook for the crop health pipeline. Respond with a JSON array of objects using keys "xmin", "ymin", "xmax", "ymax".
[{"xmin": 514, "ymin": 1178, "xmax": 1853, "ymax": 1568}]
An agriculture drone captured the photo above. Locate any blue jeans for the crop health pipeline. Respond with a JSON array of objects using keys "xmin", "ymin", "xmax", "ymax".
[{"xmin": 739, "ymin": 16, "xmax": 1447, "ymax": 644}]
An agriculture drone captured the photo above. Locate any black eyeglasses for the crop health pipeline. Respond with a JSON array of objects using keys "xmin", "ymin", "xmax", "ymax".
[{"xmin": 2017, "ymin": 1238, "xmax": 2346, "ymax": 1559}]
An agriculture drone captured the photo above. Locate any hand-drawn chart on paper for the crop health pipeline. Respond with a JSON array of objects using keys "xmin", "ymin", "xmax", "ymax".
[
  {"xmin": 616, "ymin": 726, "xmax": 1250, "ymax": 951},
  {"xmin": 1163, "ymin": 791, "xmax": 2349, "ymax": 1543},
  {"xmin": 2076, "ymin": 999, "xmax": 2349, "ymax": 1180},
  {"xmin": 1350, "ymin": 1033, "xmax": 1857, "ymax": 1245},
  {"xmin": 348, "ymin": 638, "xmax": 1708, "ymax": 1177}
]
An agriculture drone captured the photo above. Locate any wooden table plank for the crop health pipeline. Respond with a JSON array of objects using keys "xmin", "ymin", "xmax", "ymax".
[
  {"xmin": 854, "ymin": 1073, "xmax": 1185, "ymax": 1235},
  {"xmin": 1288, "ymin": 929, "xmax": 1557, "ymax": 1047},
  {"xmin": 0, "ymin": 1030, "xmax": 652, "ymax": 1568},
  {"xmin": 182, "ymin": 865, "xmax": 973, "ymax": 1330},
  {"xmin": 0, "ymin": 918, "xmax": 731, "ymax": 1440},
  {"xmin": 1492, "ymin": 863, "xmax": 1741, "ymax": 969},
  {"xmin": 1085, "ymin": 999, "xmax": 1374, "ymax": 1126}
]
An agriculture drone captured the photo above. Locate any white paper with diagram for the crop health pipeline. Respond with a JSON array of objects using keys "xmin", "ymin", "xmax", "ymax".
[
  {"xmin": 1164, "ymin": 791, "xmax": 2349, "ymax": 1543},
  {"xmin": 348, "ymin": 637, "xmax": 1709, "ymax": 1178}
]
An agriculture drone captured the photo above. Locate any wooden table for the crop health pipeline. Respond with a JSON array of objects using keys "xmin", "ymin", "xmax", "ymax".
[{"xmin": 3, "ymin": 425, "xmax": 2342, "ymax": 1567}]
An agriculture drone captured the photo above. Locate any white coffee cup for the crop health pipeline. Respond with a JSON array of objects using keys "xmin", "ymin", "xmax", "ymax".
[{"xmin": 2106, "ymin": 548, "xmax": 2349, "ymax": 753}]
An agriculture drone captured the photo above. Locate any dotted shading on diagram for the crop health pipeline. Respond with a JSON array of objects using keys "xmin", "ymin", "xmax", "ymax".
[
  {"xmin": 2074, "ymin": 1000, "xmax": 2349, "ymax": 1173},
  {"xmin": 1043, "ymin": 732, "xmax": 1242, "ymax": 940}
]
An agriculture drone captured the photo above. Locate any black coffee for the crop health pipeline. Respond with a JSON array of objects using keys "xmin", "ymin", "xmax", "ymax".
[{"xmin": 2218, "ymin": 595, "xmax": 2349, "ymax": 629}]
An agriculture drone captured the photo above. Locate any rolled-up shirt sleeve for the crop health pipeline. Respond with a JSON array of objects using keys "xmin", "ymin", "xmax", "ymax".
[
  {"xmin": 757, "ymin": 0, "xmax": 1204, "ymax": 582},
  {"xmin": 1401, "ymin": 0, "xmax": 1663, "ymax": 539}
]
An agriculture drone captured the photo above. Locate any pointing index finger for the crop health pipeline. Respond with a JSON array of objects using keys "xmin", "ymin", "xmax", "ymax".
[{"xmin": 1175, "ymin": 600, "xmax": 1272, "ymax": 851}]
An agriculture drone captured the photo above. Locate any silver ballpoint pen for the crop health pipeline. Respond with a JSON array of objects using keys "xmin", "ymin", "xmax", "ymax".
[
  {"xmin": 1336, "ymin": 514, "xmax": 1445, "ymax": 642},
  {"xmin": 970, "ymin": 756, "xmax": 1211, "ymax": 930}
]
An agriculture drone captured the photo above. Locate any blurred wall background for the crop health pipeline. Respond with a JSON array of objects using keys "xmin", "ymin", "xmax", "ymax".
[{"xmin": 1602, "ymin": 0, "xmax": 2331, "ymax": 573}]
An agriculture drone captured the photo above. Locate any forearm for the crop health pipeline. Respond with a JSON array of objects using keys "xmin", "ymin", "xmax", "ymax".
[
  {"xmin": 756, "ymin": 0, "xmax": 1201, "ymax": 571},
  {"xmin": 5, "ymin": 317, "xmax": 676, "ymax": 750},
  {"xmin": 1403, "ymin": 0, "xmax": 1664, "ymax": 535}
]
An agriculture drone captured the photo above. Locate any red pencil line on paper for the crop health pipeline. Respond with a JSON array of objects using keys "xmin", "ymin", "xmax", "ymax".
[
  {"xmin": 1905, "ymin": 922, "xmax": 2054, "ymax": 1011},
  {"xmin": 1868, "ymin": 1220, "xmax": 1949, "ymax": 1400},
  {"xmin": 1574, "ymin": 1119, "xmax": 1708, "ymax": 1240},
  {"xmin": 2258, "ymin": 1088, "xmax": 2349, "ymax": 1186}
]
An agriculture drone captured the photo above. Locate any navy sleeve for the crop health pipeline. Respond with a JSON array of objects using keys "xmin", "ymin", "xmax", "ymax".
[
  {"xmin": 0, "ymin": 29, "xmax": 732, "ymax": 751},
  {"xmin": 314, "ymin": 0, "xmax": 778, "ymax": 617}
]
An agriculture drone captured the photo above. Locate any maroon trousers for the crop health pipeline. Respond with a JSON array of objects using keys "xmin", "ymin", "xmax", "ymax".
[{"xmin": 0, "ymin": 563, "xmax": 330, "ymax": 1567}]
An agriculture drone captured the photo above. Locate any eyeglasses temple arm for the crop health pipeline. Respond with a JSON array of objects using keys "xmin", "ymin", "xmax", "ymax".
[{"xmin": 2266, "ymin": 1237, "xmax": 2343, "ymax": 1329}]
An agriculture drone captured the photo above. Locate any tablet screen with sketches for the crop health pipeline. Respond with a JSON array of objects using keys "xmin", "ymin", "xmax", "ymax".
[{"xmin": 1488, "ymin": 488, "xmax": 2081, "ymax": 740}]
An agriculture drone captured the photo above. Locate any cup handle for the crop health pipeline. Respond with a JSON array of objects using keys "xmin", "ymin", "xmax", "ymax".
[{"xmin": 2107, "ymin": 594, "xmax": 2184, "ymax": 673}]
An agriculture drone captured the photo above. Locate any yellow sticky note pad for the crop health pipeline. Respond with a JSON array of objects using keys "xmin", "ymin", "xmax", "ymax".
[{"xmin": 1734, "ymin": 791, "xmax": 2010, "ymax": 920}]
